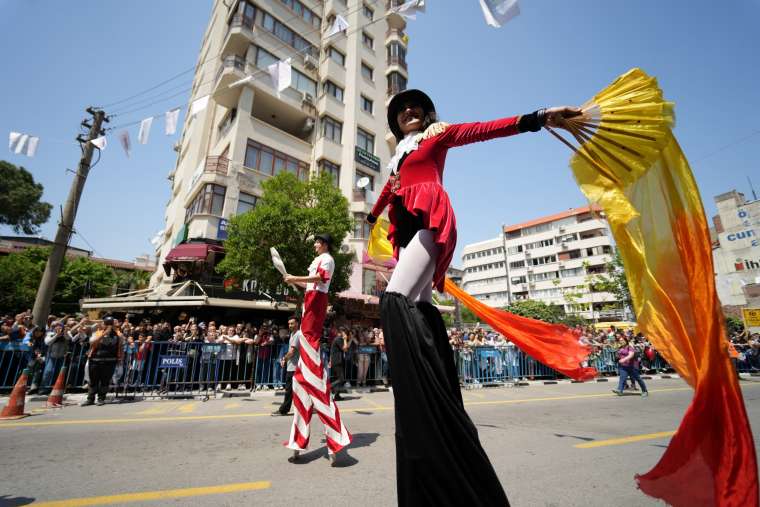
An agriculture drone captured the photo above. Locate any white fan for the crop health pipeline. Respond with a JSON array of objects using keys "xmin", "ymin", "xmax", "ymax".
[
  {"xmin": 356, "ymin": 176, "xmax": 370, "ymax": 189},
  {"xmin": 270, "ymin": 247, "xmax": 287, "ymax": 276}
]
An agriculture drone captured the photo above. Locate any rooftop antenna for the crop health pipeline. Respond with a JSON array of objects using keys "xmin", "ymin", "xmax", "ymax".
[{"xmin": 748, "ymin": 175, "xmax": 758, "ymax": 201}]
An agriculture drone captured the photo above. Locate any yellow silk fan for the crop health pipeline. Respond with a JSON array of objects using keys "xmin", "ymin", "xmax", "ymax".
[{"xmin": 546, "ymin": 68, "xmax": 675, "ymax": 193}]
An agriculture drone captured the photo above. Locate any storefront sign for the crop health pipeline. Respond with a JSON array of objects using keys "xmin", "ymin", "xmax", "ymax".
[
  {"xmin": 355, "ymin": 146, "xmax": 381, "ymax": 171},
  {"xmin": 217, "ymin": 218, "xmax": 228, "ymax": 240},
  {"xmin": 743, "ymin": 308, "xmax": 760, "ymax": 327}
]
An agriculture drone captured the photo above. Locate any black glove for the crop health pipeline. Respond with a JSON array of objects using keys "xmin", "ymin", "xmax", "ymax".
[
  {"xmin": 517, "ymin": 108, "xmax": 547, "ymax": 133},
  {"xmin": 366, "ymin": 214, "xmax": 377, "ymax": 224}
]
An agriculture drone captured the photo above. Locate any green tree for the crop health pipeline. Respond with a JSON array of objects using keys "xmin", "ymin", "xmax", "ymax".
[
  {"xmin": 603, "ymin": 249, "xmax": 633, "ymax": 310},
  {"xmin": 0, "ymin": 248, "xmax": 116, "ymax": 314},
  {"xmin": 0, "ymin": 160, "xmax": 52, "ymax": 234},
  {"xmin": 217, "ymin": 172, "xmax": 353, "ymax": 301},
  {"xmin": 56, "ymin": 256, "xmax": 117, "ymax": 306},
  {"xmin": 725, "ymin": 316, "xmax": 745, "ymax": 335},
  {"xmin": 503, "ymin": 299, "xmax": 566, "ymax": 324},
  {"xmin": 0, "ymin": 247, "xmax": 48, "ymax": 312}
]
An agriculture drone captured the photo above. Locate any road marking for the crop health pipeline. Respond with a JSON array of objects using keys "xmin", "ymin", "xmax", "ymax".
[
  {"xmin": 32, "ymin": 480, "xmax": 271, "ymax": 506},
  {"xmin": 177, "ymin": 403, "xmax": 196, "ymax": 414},
  {"xmin": 575, "ymin": 430, "xmax": 676, "ymax": 449},
  {"xmin": 363, "ymin": 397, "xmax": 385, "ymax": 410},
  {"xmin": 3, "ymin": 384, "xmax": 755, "ymax": 429},
  {"xmin": 136, "ymin": 402, "xmax": 179, "ymax": 415},
  {"xmin": 224, "ymin": 403, "xmax": 241, "ymax": 409}
]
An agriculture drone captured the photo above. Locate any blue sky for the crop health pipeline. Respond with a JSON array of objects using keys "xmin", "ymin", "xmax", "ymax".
[{"xmin": 1, "ymin": 0, "xmax": 759, "ymax": 267}]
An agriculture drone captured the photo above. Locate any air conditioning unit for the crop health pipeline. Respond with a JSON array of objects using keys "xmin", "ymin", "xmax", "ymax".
[
  {"xmin": 561, "ymin": 243, "xmax": 569, "ymax": 250},
  {"xmin": 302, "ymin": 54, "xmax": 317, "ymax": 71},
  {"xmin": 524, "ymin": 251, "xmax": 531, "ymax": 258},
  {"xmin": 558, "ymin": 262, "xmax": 565, "ymax": 268},
  {"xmin": 302, "ymin": 92, "xmax": 314, "ymax": 105},
  {"xmin": 340, "ymin": 243, "xmax": 354, "ymax": 254},
  {"xmin": 559, "ymin": 226, "xmax": 566, "ymax": 233},
  {"xmin": 301, "ymin": 117, "xmax": 315, "ymax": 132},
  {"xmin": 526, "ymin": 267, "xmax": 534, "ymax": 273}
]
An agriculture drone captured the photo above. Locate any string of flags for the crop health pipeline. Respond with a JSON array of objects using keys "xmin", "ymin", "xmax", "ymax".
[
  {"xmin": 8, "ymin": 132, "xmax": 39, "ymax": 157},
  {"xmin": 7, "ymin": 1, "xmax": 519, "ymax": 161}
]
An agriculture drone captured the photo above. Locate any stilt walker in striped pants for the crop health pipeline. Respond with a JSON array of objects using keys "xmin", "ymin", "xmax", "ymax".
[{"xmin": 282, "ymin": 233, "xmax": 351, "ymax": 465}]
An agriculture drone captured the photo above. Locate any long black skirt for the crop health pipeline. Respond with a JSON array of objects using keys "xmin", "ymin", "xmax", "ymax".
[{"xmin": 380, "ymin": 291, "xmax": 509, "ymax": 506}]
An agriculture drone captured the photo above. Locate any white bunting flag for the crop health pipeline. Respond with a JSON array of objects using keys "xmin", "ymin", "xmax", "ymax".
[
  {"xmin": 391, "ymin": 0, "xmax": 426, "ymax": 20},
  {"xmin": 150, "ymin": 229, "xmax": 165, "ymax": 247},
  {"xmin": 479, "ymin": 0, "xmax": 520, "ymax": 27},
  {"xmin": 190, "ymin": 95, "xmax": 210, "ymax": 116},
  {"xmin": 138, "ymin": 117, "xmax": 153, "ymax": 145},
  {"xmin": 13, "ymin": 134, "xmax": 29, "ymax": 155},
  {"xmin": 327, "ymin": 14, "xmax": 349, "ymax": 37},
  {"xmin": 268, "ymin": 58, "xmax": 292, "ymax": 94},
  {"xmin": 91, "ymin": 136, "xmax": 107, "ymax": 150},
  {"xmin": 9, "ymin": 132, "xmax": 23, "ymax": 152},
  {"xmin": 165, "ymin": 108, "xmax": 180, "ymax": 135},
  {"xmin": 118, "ymin": 130, "xmax": 131, "ymax": 158},
  {"xmin": 26, "ymin": 137, "xmax": 39, "ymax": 157}
]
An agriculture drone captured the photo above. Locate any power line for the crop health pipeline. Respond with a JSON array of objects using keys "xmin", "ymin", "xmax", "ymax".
[
  {"xmin": 102, "ymin": 0, "xmax": 382, "ymax": 118},
  {"xmin": 106, "ymin": 0, "xmax": 388, "ymax": 130}
]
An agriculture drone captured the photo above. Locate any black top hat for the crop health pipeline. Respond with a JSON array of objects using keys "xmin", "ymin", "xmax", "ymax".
[
  {"xmin": 387, "ymin": 89, "xmax": 436, "ymax": 141},
  {"xmin": 315, "ymin": 233, "xmax": 333, "ymax": 248}
]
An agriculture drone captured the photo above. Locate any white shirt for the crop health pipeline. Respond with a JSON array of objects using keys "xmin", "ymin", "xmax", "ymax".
[{"xmin": 306, "ymin": 253, "xmax": 335, "ymax": 293}]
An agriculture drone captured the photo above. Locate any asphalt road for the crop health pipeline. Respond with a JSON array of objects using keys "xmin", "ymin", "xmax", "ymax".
[{"xmin": 1, "ymin": 378, "xmax": 759, "ymax": 506}]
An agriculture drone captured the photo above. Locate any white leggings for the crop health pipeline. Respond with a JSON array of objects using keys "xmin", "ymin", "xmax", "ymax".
[{"xmin": 385, "ymin": 229, "xmax": 438, "ymax": 303}]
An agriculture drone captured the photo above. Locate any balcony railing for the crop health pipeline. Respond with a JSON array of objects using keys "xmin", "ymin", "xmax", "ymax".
[
  {"xmin": 386, "ymin": 0, "xmax": 405, "ymax": 9},
  {"xmin": 387, "ymin": 54, "xmax": 407, "ymax": 70},
  {"xmin": 214, "ymin": 55, "xmax": 247, "ymax": 84},
  {"xmin": 386, "ymin": 28, "xmax": 406, "ymax": 40},
  {"xmin": 387, "ymin": 82, "xmax": 406, "ymax": 97},
  {"xmin": 229, "ymin": 13, "xmax": 255, "ymax": 32},
  {"xmin": 205, "ymin": 156, "xmax": 229, "ymax": 176}
]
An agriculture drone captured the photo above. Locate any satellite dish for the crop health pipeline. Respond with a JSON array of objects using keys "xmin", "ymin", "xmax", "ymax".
[
  {"xmin": 340, "ymin": 244, "xmax": 352, "ymax": 254},
  {"xmin": 356, "ymin": 176, "xmax": 370, "ymax": 189}
]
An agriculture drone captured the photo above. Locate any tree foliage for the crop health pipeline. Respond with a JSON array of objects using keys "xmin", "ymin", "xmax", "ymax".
[
  {"xmin": 217, "ymin": 172, "xmax": 354, "ymax": 300},
  {"xmin": 603, "ymin": 249, "xmax": 633, "ymax": 310},
  {"xmin": 0, "ymin": 160, "xmax": 52, "ymax": 234},
  {"xmin": 0, "ymin": 248, "xmax": 116, "ymax": 314},
  {"xmin": 504, "ymin": 299, "xmax": 567, "ymax": 324},
  {"xmin": 725, "ymin": 316, "xmax": 745, "ymax": 335}
]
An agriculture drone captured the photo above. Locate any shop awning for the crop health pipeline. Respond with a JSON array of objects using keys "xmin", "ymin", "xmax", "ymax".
[{"xmin": 164, "ymin": 243, "xmax": 224, "ymax": 263}]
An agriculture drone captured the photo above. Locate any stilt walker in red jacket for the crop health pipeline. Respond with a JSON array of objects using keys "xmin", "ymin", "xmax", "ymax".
[
  {"xmin": 282, "ymin": 234, "xmax": 351, "ymax": 466},
  {"xmin": 370, "ymin": 89, "xmax": 580, "ymax": 505}
]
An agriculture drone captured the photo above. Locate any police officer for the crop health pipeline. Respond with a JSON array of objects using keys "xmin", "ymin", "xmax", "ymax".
[{"xmin": 82, "ymin": 316, "xmax": 124, "ymax": 406}]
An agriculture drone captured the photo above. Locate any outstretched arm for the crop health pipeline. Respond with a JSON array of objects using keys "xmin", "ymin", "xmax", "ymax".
[{"xmin": 436, "ymin": 106, "xmax": 581, "ymax": 148}]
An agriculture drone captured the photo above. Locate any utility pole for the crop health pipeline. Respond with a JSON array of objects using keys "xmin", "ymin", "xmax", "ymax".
[{"xmin": 32, "ymin": 108, "xmax": 108, "ymax": 329}]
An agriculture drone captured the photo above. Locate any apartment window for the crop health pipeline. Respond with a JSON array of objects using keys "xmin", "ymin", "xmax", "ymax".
[
  {"xmin": 361, "ymin": 62, "xmax": 374, "ymax": 81},
  {"xmin": 360, "ymin": 95, "xmax": 373, "ymax": 114},
  {"xmin": 255, "ymin": 46, "xmax": 278, "ymax": 69},
  {"xmin": 278, "ymin": 0, "xmax": 321, "ymax": 28},
  {"xmin": 244, "ymin": 140, "xmax": 309, "ymax": 180},
  {"xmin": 511, "ymin": 276, "xmax": 527, "ymax": 285},
  {"xmin": 186, "ymin": 184, "xmax": 226, "ymax": 221},
  {"xmin": 319, "ymin": 159, "xmax": 340, "ymax": 186},
  {"xmin": 321, "ymin": 116, "xmax": 343, "ymax": 143},
  {"xmin": 387, "ymin": 41, "xmax": 406, "ymax": 67},
  {"xmin": 560, "ymin": 267, "xmax": 585, "ymax": 278},
  {"xmin": 355, "ymin": 170, "xmax": 375, "ymax": 191},
  {"xmin": 323, "ymin": 80, "xmax": 344, "ymax": 102},
  {"xmin": 362, "ymin": 3, "xmax": 374, "ymax": 19},
  {"xmin": 259, "ymin": 11, "xmax": 318, "ymax": 58},
  {"xmin": 354, "ymin": 213, "xmax": 372, "ymax": 239},
  {"xmin": 292, "ymin": 68, "xmax": 317, "ymax": 97},
  {"xmin": 507, "ymin": 245, "xmax": 523, "ymax": 255},
  {"xmin": 357, "ymin": 128, "xmax": 375, "ymax": 154},
  {"xmin": 387, "ymin": 71, "xmax": 407, "ymax": 95},
  {"xmin": 230, "ymin": 1, "xmax": 257, "ymax": 30},
  {"xmin": 237, "ymin": 192, "xmax": 258, "ymax": 215},
  {"xmin": 362, "ymin": 31, "xmax": 374, "ymax": 50},
  {"xmin": 326, "ymin": 46, "xmax": 345, "ymax": 66}
]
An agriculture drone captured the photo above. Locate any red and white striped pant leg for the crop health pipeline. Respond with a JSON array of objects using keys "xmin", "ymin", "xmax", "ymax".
[{"xmin": 285, "ymin": 331, "xmax": 351, "ymax": 452}]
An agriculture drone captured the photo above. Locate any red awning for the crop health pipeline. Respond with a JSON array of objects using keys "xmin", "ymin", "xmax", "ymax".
[
  {"xmin": 164, "ymin": 243, "xmax": 223, "ymax": 262},
  {"xmin": 162, "ymin": 243, "xmax": 224, "ymax": 276}
]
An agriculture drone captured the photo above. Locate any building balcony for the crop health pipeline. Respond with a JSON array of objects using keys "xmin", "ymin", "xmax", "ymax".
[
  {"xmin": 237, "ymin": 166, "xmax": 272, "ymax": 194},
  {"xmin": 221, "ymin": 14, "xmax": 256, "ymax": 57},
  {"xmin": 205, "ymin": 156, "xmax": 229, "ymax": 176},
  {"xmin": 212, "ymin": 56, "xmax": 250, "ymax": 109},
  {"xmin": 385, "ymin": 28, "xmax": 407, "ymax": 45},
  {"xmin": 386, "ymin": 54, "xmax": 408, "ymax": 71},
  {"xmin": 385, "ymin": 1, "xmax": 407, "ymax": 30}
]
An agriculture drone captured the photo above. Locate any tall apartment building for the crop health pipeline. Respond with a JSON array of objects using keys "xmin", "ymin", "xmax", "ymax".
[
  {"xmin": 152, "ymin": 0, "xmax": 410, "ymax": 296},
  {"xmin": 461, "ymin": 206, "xmax": 622, "ymax": 321},
  {"xmin": 711, "ymin": 190, "xmax": 760, "ymax": 308}
]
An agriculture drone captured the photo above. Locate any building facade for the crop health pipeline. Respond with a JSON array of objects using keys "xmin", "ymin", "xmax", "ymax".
[
  {"xmin": 152, "ymin": 0, "xmax": 409, "ymax": 295},
  {"xmin": 711, "ymin": 190, "xmax": 760, "ymax": 308},
  {"xmin": 461, "ymin": 206, "xmax": 622, "ymax": 321}
]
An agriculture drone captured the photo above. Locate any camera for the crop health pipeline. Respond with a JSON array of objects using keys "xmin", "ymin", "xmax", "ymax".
[{"xmin": 103, "ymin": 316, "xmax": 115, "ymax": 326}]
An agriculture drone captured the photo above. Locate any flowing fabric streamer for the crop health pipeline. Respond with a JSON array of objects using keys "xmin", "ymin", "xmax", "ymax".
[
  {"xmin": 562, "ymin": 68, "xmax": 758, "ymax": 506},
  {"xmin": 165, "ymin": 108, "xmax": 180, "ymax": 135},
  {"xmin": 478, "ymin": 0, "xmax": 520, "ymax": 28},
  {"xmin": 366, "ymin": 216, "xmax": 596, "ymax": 380}
]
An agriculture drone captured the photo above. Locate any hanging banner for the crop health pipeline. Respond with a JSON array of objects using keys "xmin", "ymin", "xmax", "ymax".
[
  {"xmin": 478, "ymin": 0, "xmax": 520, "ymax": 27},
  {"xmin": 138, "ymin": 117, "xmax": 153, "ymax": 145},
  {"xmin": 165, "ymin": 108, "xmax": 180, "ymax": 135}
]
